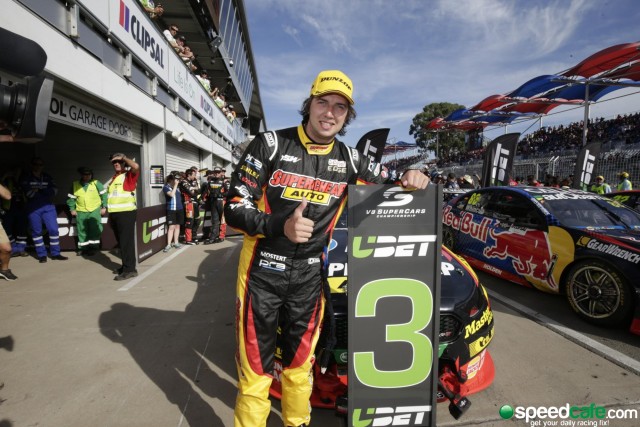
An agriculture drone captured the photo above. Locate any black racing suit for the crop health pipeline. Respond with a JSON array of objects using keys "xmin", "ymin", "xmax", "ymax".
[
  {"xmin": 224, "ymin": 125, "xmax": 388, "ymax": 427},
  {"xmin": 204, "ymin": 177, "xmax": 227, "ymax": 241}
]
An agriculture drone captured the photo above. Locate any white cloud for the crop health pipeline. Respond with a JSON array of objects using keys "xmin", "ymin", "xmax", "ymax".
[{"xmin": 245, "ymin": 0, "xmax": 640, "ymax": 145}]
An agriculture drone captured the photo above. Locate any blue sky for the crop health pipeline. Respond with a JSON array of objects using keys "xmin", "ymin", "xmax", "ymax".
[{"xmin": 244, "ymin": 0, "xmax": 640, "ymax": 148}]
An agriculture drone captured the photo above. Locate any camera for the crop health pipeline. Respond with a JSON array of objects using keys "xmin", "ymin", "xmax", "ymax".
[{"xmin": 0, "ymin": 28, "xmax": 54, "ymax": 143}]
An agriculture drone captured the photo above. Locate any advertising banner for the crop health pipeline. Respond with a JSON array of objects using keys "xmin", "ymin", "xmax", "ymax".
[
  {"xmin": 109, "ymin": 0, "xmax": 170, "ymax": 83},
  {"xmin": 480, "ymin": 133, "xmax": 519, "ymax": 187},
  {"xmin": 348, "ymin": 184, "xmax": 442, "ymax": 427},
  {"xmin": 56, "ymin": 205, "xmax": 167, "ymax": 263},
  {"xmin": 135, "ymin": 204, "xmax": 168, "ymax": 262},
  {"xmin": 355, "ymin": 128, "xmax": 389, "ymax": 163},
  {"xmin": 572, "ymin": 141, "xmax": 602, "ymax": 190}
]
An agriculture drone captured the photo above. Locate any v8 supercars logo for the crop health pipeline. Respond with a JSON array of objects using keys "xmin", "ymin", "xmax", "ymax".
[{"xmin": 365, "ymin": 187, "xmax": 426, "ymax": 219}]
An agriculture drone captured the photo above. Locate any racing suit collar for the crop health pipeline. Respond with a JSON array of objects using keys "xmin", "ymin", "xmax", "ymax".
[{"xmin": 297, "ymin": 125, "xmax": 334, "ymax": 155}]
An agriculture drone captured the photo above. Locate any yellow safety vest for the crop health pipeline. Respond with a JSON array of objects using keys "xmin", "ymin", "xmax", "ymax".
[
  {"xmin": 107, "ymin": 174, "xmax": 136, "ymax": 212},
  {"xmin": 617, "ymin": 180, "xmax": 633, "ymax": 191},
  {"xmin": 590, "ymin": 183, "xmax": 609, "ymax": 194},
  {"xmin": 72, "ymin": 180, "xmax": 103, "ymax": 212}
]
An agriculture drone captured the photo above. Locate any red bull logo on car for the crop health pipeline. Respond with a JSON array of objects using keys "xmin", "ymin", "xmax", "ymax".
[
  {"xmin": 443, "ymin": 207, "xmax": 491, "ymax": 242},
  {"xmin": 443, "ymin": 206, "xmax": 558, "ymax": 290}
]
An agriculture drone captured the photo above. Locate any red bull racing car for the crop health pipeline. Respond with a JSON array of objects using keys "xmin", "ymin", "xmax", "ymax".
[
  {"xmin": 442, "ymin": 186, "xmax": 640, "ymax": 335},
  {"xmin": 270, "ymin": 211, "xmax": 495, "ymax": 418}
]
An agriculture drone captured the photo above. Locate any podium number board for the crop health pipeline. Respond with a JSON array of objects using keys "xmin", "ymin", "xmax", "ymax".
[{"xmin": 348, "ymin": 184, "xmax": 441, "ymax": 427}]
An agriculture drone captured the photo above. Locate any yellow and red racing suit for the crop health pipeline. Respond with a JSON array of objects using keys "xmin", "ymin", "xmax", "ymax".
[{"xmin": 225, "ymin": 125, "xmax": 389, "ymax": 427}]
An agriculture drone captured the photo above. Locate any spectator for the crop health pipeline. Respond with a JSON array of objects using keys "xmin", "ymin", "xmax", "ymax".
[
  {"xmin": 21, "ymin": 157, "xmax": 68, "ymax": 263},
  {"xmin": 162, "ymin": 173, "xmax": 183, "ymax": 252},
  {"xmin": 225, "ymin": 105, "xmax": 236, "ymax": 123},
  {"xmin": 174, "ymin": 36, "xmax": 187, "ymax": 54},
  {"xmin": 1, "ymin": 167, "xmax": 28, "ymax": 257},
  {"xmin": 213, "ymin": 93, "xmax": 225, "ymax": 109},
  {"xmin": 460, "ymin": 174, "xmax": 476, "ymax": 189},
  {"xmin": 430, "ymin": 170, "xmax": 444, "ymax": 184},
  {"xmin": 616, "ymin": 171, "xmax": 633, "ymax": 191},
  {"xmin": 590, "ymin": 175, "xmax": 612, "ymax": 194},
  {"xmin": 0, "ymin": 183, "xmax": 17, "ymax": 281},
  {"xmin": 444, "ymin": 172, "xmax": 460, "ymax": 189},
  {"xmin": 138, "ymin": 0, "xmax": 163, "ymax": 18},
  {"xmin": 178, "ymin": 168, "xmax": 200, "ymax": 245},
  {"xmin": 228, "ymin": 105, "xmax": 237, "ymax": 121},
  {"xmin": 180, "ymin": 46, "xmax": 197, "ymax": 72},
  {"xmin": 527, "ymin": 175, "xmax": 542, "ymax": 186},
  {"xmin": 106, "ymin": 153, "xmax": 140, "ymax": 280},
  {"xmin": 67, "ymin": 167, "xmax": 107, "ymax": 256},
  {"xmin": 163, "ymin": 24, "xmax": 180, "ymax": 50},
  {"xmin": 196, "ymin": 70, "xmax": 212, "ymax": 92}
]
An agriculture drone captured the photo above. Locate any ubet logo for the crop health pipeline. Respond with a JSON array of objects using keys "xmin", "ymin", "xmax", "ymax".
[
  {"xmin": 352, "ymin": 235, "xmax": 436, "ymax": 258},
  {"xmin": 352, "ymin": 406, "xmax": 431, "ymax": 426}
]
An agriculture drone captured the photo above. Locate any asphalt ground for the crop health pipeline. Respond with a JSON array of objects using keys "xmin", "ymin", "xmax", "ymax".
[{"xmin": 1, "ymin": 237, "xmax": 639, "ymax": 427}]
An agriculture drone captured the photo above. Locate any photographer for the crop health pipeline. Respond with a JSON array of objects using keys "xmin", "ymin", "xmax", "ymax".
[{"xmin": 162, "ymin": 173, "xmax": 183, "ymax": 252}]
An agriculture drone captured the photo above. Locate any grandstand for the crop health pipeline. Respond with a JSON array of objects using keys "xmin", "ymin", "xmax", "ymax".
[{"xmin": 384, "ymin": 112, "xmax": 640, "ymax": 188}]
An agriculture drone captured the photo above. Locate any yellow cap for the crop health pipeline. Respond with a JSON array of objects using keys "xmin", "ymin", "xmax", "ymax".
[
  {"xmin": 595, "ymin": 175, "xmax": 604, "ymax": 180},
  {"xmin": 310, "ymin": 70, "xmax": 354, "ymax": 105},
  {"xmin": 619, "ymin": 171, "xmax": 629, "ymax": 178}
]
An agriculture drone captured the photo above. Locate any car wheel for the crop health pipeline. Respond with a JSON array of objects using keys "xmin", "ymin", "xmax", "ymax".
[
  {"xmin": 442, "ymin": 226, "xmax": 456, "ymax": 250},
  {"xmin": 564, "ymin": 261, "xmax": 633, "ymax": 327}
]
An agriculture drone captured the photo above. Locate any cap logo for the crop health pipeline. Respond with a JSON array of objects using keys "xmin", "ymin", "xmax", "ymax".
[{"xmin": 319, "ymin": 76, "xmax": 352, "ymax": 91}]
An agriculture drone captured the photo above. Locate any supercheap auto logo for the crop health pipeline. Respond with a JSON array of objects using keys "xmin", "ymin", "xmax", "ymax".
[
  {"xmin": 499, "ymin": 403, "xmax": 638, "ymax": 426},
  {"xmin": 269, "ymin": 169, "xmax": 346, "ymax": 205}
]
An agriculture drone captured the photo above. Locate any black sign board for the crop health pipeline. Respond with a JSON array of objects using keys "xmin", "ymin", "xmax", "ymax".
[{"xmin": 348, "ymin": 184, "xmax": 441, "ymax": 427}]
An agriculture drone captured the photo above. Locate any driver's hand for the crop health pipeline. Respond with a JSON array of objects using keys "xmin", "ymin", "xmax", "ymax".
[
  {"xmin": 401, "ymin": 169, "xmax": 430, "ymax": 189},
  {"xmin": 284, "ymin": 197, "xmax": 314, "ymax": 243}
]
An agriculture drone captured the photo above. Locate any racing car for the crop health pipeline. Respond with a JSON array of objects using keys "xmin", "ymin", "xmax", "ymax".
[
  {"xmin": 442, "ymin": 185, "xmax": 640, "ymax": 334},
  {"xmin": 270, "ymin": 210, "xmax": 495, "ymax": 419}
]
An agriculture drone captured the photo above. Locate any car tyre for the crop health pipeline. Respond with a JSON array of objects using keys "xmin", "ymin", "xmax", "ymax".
[
  {"xmin": 443, "ymin": 226, "xmax": 456, "ymax": 250},
  {"xmin": 564, "ymin": 260, "xmax": 633, "ymax": 327}
]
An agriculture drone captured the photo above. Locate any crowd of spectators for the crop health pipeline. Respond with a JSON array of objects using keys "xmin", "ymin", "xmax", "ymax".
[
  {"xmin": 431, "ymin": 112, "xmax": 640, "ymax": 168},
  {"xmin": 138, "ymin": 1, "xmax": 239, "ymax": 124},
  {"xmin": 519, "ymin": 112, "xmax": 640, "ymax": 157}
]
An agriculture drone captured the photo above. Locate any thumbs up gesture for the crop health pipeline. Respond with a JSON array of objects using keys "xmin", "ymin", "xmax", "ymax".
[{"xmin": 284, "ymin": 197, "xmax": 315, "ymax": 243}]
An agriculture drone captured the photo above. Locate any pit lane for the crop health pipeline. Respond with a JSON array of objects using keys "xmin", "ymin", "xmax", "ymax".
[{"xmin": 0, "ymin": 237, "xmax": 638, "ymax": 426}]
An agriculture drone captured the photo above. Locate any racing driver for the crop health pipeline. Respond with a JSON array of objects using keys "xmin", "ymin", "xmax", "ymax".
[{"xmin": 224, "ymin": 69, "xmax": 429, "ymax": 427}]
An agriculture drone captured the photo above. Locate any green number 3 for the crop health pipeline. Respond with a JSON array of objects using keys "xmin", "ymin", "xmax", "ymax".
[{"xmin": 353, "ymin": 278, "xmax": 433, "ymax": 388}]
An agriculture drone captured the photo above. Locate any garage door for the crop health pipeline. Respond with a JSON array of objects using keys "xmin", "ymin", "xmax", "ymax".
[{"xmin": 166, "ymin": 138, "xmax": 201, "ymax": 174}]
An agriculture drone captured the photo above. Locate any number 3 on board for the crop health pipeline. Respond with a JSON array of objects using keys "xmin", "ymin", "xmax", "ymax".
[{"xmin": 353, "ymin": 278, "xmax": 434, "ymax": 388}]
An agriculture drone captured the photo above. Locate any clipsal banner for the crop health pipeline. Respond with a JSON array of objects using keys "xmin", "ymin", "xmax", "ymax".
[{"xmin": 348, "ymin": 184, "xmax": 442, "ymax": 427}]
